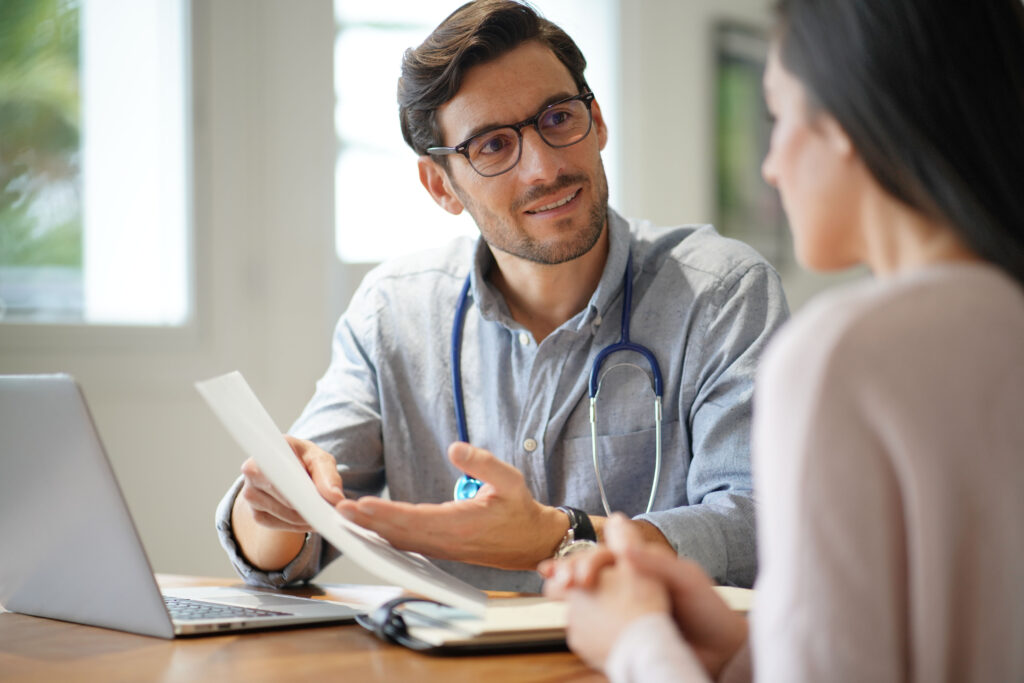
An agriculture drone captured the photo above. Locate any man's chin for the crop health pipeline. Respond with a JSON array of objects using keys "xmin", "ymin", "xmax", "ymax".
[{"xmin": 494, "ymin": 230, "xmax": 603, "ymax": 266}]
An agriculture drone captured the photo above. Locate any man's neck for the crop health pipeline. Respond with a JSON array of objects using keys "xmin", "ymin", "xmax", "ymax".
[{"xmin": 488, "ymin": 227, "xmax": 610, "ymax": 343}]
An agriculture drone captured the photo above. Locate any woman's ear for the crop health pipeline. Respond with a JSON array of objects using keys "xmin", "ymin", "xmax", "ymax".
[
  {"xmin": 418, "ymin": 157, "xmax": 465, "ymax": 215},
  {"xmin": 821, "ymin": 113, "xmax": 854, "ymax": 159}
]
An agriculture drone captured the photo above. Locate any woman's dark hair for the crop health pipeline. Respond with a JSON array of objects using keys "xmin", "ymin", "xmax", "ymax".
[
  {"xmin": 397, "ymin": 0, "xmax": 588, "ymax": 162},
  {"xmin": 774, "ymin": 0, "xmax": 1024, "ymax": 283}
]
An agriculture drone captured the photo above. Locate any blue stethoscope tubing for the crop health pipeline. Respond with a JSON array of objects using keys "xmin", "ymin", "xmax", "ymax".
[
  {"xmin": 451, "ymin": 253, "xmax": 664, "ymax": 516},
  {"xmin": 450, "ymin": 275, "xmax": 476, "ymax": 499}
]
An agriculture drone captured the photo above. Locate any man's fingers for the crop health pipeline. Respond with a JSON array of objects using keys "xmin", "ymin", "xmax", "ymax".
[
  {"xmin": 308, "ymin": 455, "xmax": 344, "ymax": 504},
  {"xmin": 283, "ymin": 434, "xmax": 345, "ymax": 504},
  {"xmin": 240, "ymin": 458, "xmax": 288, "ymax": 504},
  {"xmin": 339, "ymin": 497, "xmax": 448, "ymax": 534},
  {"xmin": 242, "ymin": 483, "xmax": 308, "ymax": 528},
  {"xmin": 447, "ymin": 442, "xmax": 523, "ymax": 492},
  {"xmin": 240, "ymin": 457, "xmax": 262, "ymax": 480}
]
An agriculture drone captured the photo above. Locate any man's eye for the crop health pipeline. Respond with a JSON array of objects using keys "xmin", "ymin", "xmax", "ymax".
[
  {"xmin": 541, "ymin": 109, "xmax": 572, "ymax": 128},
  {"xmin": 475, "ymin": 132, "xmax": 514, "ymax": 156}
]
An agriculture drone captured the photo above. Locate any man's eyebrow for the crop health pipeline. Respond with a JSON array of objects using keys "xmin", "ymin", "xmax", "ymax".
[{"xmin": 459, "ymin": 90, "xmax": 578, "ymax": 143}]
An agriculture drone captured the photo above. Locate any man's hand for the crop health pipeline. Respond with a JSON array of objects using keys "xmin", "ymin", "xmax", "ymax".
[
  {"xmin": 335, "ymin": 442, "xmax": 568, "ymax": 571},
  {"xmin": 231, "ymin": 435, "xmax": 345, "ymax": 570},
  {"xmin": 238, "ymin": 435, "xmax": 345, "ymax": 531}
]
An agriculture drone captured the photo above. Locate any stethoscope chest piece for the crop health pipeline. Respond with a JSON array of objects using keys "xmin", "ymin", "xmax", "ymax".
[
  {"xmin": 450, "ymin": 252, "xmax": 663, "ymax": 511},
  {"xmin": 453, "ymin": 473, "xmax": 483, "ymax": 500}
]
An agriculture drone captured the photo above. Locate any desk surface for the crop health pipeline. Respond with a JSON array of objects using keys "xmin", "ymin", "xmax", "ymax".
[{"xmin": 0, "ymin": 575, "xmax": 603, "ymax": 683}]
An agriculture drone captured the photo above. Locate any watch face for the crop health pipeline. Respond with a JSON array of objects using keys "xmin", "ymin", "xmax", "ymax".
[{"xmin": 556, "ymin": 539, "xmax": 599, "ymax": 559}]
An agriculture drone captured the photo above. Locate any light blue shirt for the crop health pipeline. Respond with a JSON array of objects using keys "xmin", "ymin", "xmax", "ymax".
[{"xmin": 216, "ymin": 209, "xmax": 789, "ymax": 591}]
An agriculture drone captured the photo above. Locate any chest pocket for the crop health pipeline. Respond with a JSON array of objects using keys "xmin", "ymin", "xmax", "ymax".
[{"xmin": 553, "ymin": 420, "xmax": 685, "ymax": 517}]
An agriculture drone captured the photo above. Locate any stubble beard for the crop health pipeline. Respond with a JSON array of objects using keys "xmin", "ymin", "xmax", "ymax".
[{"xmin": 454, "ymin": 158, "xmax": 610, "ymax": 266}]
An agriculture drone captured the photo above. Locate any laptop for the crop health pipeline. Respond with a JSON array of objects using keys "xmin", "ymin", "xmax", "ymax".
[{"xmin": 0, "ymin": 374, "xmax": 362, "ymax": 638}]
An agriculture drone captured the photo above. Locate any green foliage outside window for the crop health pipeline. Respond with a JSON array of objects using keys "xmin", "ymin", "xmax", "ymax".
[{"xmin": 0, "ymin": 0, "xmax": 81, "ymax": 269}]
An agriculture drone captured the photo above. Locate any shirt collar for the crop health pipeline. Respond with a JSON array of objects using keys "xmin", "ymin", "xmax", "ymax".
[
  {"xmin": 468, "ymin": 238, "xmax": 508, "ymax": 323},
  {"xmin": 467, "ymin": 207, "xmax": 633, "ymax": 331},
  {"xmin": 582, "ymin": 208, "xmax": 631, "ymax": 331}
]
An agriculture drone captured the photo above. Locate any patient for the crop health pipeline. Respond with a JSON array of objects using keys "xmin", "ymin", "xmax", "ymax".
[{"xmin": 541, "ymin": 0, "xmax": 1024, "ymax": 680}]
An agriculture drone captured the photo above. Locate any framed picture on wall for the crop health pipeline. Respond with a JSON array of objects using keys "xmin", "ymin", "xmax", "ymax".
[{"xmin": 713, "ymin": 22, "xmax": 790, "ymax": 269}]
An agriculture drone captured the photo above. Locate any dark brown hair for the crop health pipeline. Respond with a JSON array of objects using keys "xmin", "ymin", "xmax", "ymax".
[
  {"xmin": 397, "ymin": 0, "xmax": 588, "ymax": 161},
  {"xmin": 774, "ymin": 0, "xmax": 1024, "ymax": 283}
]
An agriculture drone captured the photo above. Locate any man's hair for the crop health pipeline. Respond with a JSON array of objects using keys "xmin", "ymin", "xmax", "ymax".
[
  {"xmin": 397, "ymin": 0, "xmax": 588, "ymax": 162},
  {"xmin": 774, "ymin": 0, "xmax": 1024, "ymax": 283}
]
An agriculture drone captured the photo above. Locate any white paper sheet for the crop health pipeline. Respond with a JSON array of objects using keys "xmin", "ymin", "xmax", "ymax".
[{"xmin": 196, "ymin": 371, "xmax": 488, "ymax": 615}]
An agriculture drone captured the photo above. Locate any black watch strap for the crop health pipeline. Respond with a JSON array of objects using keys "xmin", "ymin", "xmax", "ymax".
[{"xmin": 557, "ymin": 506, "xmax": 597, "ymax": 543}]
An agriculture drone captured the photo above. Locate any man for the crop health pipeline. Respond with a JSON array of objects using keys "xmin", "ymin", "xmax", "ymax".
[{"xmin": 216, "ymin": 0, "xmax": 788, "ymax": 593}]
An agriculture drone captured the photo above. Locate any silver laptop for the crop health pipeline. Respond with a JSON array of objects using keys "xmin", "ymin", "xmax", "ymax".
[{"xmin": 0, "ymin": 374, "xmax": 361, "ymax": 638}]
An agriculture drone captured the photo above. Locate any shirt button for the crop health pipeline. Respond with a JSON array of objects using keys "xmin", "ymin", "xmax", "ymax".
[
  {"xmin": 593, "ymin": 314, "xmax": 602, "ymax": 327},
  {"xmin": 518, "ymin": 332, "xmax": 530, "ymax": 346},
  {"xmin": 523, "ymin": 438, "xmax": 538, "ymax": 452}
]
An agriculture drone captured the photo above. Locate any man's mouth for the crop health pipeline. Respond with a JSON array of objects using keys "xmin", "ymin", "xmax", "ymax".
[{"xmin": 525, "ymin": 189, "xmax": 580, "ymax": 215}]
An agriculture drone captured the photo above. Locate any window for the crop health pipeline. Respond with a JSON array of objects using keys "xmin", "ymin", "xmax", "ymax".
[
  {"xmin": 333, "ymin": 0, "xmax": 619, "ymax": 263},
  {"xmin": 0, "ymin": 0, "xmax": 190, "ymax": 326}
]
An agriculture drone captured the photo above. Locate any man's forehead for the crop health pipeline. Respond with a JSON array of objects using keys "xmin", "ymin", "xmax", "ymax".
[{"xmin": 435, "ymin": 42, "xmax": 578, "ymax": 144}]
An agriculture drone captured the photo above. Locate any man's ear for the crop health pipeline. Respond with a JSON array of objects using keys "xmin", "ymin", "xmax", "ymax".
[
  {"xmin": 418, "ymin": 156, "xmax": 465, "ymax": 215},
  {"xmin": 591, "ymin": 98, "xmax": 609, "ymax": 152}
]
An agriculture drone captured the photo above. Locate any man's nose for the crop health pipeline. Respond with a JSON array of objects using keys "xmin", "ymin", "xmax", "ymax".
[{"xmin": 515, "ymin": 126, "xmax": 563, "ymax": 184}]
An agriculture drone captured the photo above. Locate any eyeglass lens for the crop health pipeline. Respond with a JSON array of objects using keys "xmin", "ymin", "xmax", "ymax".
[{"xmin": 466, "ymin": 98, "xmax": 592, "ymax": 176}]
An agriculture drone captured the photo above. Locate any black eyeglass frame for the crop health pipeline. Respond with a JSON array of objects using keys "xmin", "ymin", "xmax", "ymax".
[{"xmin": 425, "ymin": 91, "xmax": 596, "ymax": 178}]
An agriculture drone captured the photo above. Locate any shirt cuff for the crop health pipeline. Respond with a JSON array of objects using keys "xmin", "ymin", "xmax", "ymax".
[
  {"xmin": 605, "ymin": 612, "xmax": 711, "ymax": 683},
  {"xmin": 214, "ymin": 476, "xmax": 323, "ymax": 588}
]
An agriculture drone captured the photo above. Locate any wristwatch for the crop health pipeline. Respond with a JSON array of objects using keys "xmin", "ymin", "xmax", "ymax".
[{"xmin": 554, "ymin": 506, "xmax": 598, "ymax": 558}]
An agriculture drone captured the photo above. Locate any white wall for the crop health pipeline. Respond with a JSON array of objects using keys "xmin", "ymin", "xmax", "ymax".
[
  {"xmin": 618, "ymin": 0, "xmax": 766, "ymax": 224},
  {"xmin": 0, "ymin": 0, "xmax": 850, "ymax": 585}
]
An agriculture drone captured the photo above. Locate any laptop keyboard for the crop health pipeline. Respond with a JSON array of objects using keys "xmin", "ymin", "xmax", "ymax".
[{"xmin": 164, "ymin": 595, "xmax": 290, "ymax": 621}]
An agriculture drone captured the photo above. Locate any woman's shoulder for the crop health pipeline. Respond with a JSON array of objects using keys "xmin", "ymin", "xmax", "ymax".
[{"xmin": 762, "ymin": 262, "xmax": 1024, "ymax": 388}]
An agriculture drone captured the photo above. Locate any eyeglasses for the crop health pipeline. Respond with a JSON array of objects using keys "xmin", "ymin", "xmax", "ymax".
[{"xmin": 426, "ymin": 91, "xmax": 596, "ymax": 178}]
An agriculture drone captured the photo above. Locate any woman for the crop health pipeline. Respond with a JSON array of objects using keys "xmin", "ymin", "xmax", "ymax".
[{"xmin": 541, "ymin": 0, "xmax": 1024, "ymax": 681}]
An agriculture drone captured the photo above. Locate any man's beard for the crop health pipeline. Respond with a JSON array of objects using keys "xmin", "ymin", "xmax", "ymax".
[{"xmin": 453, "ymin": 158, "xmax": 610, "ymax": 266}]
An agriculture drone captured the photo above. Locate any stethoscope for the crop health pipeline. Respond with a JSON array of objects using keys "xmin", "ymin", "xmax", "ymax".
[{"xmin": 451, "ymin": 252, "xmax": 663, "ymax": 516}]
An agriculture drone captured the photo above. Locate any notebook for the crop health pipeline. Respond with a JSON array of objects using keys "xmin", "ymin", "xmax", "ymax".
[{"xmin": 0, "ymin": 374, "xmax": 362, "ymax": 638}]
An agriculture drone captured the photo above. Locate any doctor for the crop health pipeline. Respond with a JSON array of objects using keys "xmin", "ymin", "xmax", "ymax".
[{"xmin": 216, "ymin": 0, "xmax": 788, "ymax": 593}]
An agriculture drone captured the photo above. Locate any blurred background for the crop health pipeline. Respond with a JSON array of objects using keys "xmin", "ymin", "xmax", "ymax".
[{"xmin": 0, "ymin": 0, "xmax": 858, "ymax": 584}]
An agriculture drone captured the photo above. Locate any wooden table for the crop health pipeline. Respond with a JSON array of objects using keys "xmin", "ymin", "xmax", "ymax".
[{"xmin": 0, "ymin": 575, "xmax": 604, "ymax": 682}]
